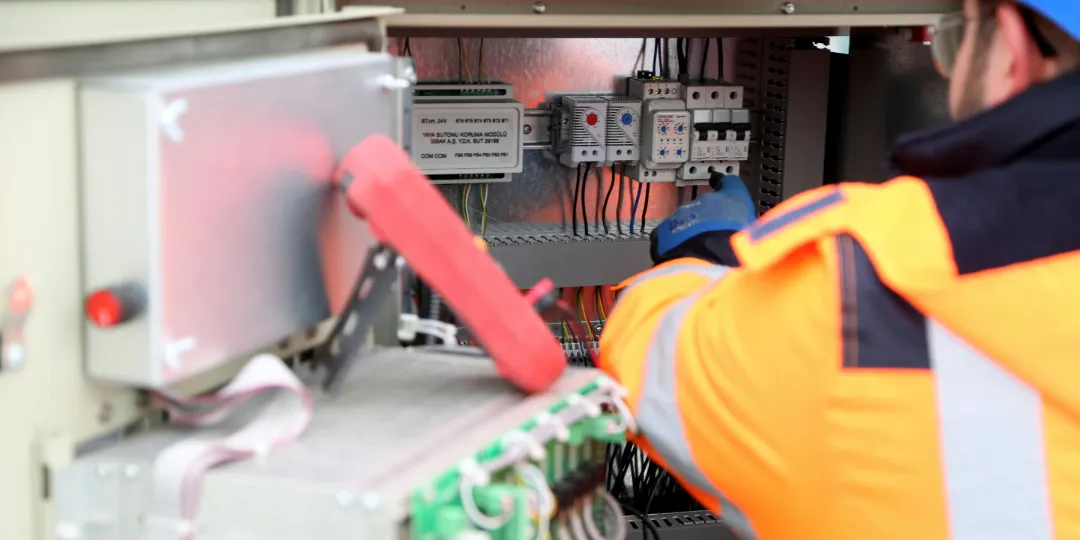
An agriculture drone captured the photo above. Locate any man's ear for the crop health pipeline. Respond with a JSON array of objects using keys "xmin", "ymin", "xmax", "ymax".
[{"xmin": 995, "ymin": 2, "xmax": 1046, "ymax": 95}]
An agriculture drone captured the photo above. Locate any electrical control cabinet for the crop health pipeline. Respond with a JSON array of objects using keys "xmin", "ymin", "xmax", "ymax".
[
  {"xmin": 410, "ymin": 81, "xmax": 525, "ymax": 183},
  {"xmin": 556, "ymin": 95, "xmax": 608, "ymax": 166},
  {"xmin": 603, "ymin": 96, "xmax": 642, "ymax": 164}
]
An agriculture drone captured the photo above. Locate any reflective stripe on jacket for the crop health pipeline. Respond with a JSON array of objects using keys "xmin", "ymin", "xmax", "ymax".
[{"xmin": 599, "ymin": 68, "xmax": 1080, "ymax": 540}]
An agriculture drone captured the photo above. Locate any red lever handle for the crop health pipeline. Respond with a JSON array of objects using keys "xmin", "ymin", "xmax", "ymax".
[{"xmin": 335, "ymin": 135, "xmax": 567, "ymax": 393}]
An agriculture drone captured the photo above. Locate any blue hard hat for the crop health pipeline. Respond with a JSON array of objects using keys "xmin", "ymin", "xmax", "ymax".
[{"xmin": 1020, "ymin": 0, "xmax": 1080, "ymax": 41}]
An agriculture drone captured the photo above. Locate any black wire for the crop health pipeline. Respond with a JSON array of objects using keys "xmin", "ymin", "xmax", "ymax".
[
  {"xmin": 691, "ymin": 185, "xmax": 699, "ymax": 199},
  {"xmin": 656, "ymin": 38, "xmax": 665, "ymax": 78},
  {"xmin": 700, "ymin": 37, "xmax": 711, "ymax": 80},
  {"xmin": 621, "ymin": 504, "xmax": 662, "ymax": 540},
  {"xmin": 581, "ymin": 163, "xmax": 592, "ymax": 236},
  {"xmin": 656, "ymin": 37, "xmax": 665, "ymax": 76},
  {"xmin": 616, "ymin": 165, "xmax": 625, "ymax": 235},
  {"xmin": 715, "ymin": 37, "xmax": 725, "ymax": 81},
  {"xmin": 402, "ymin": 37, "xmax": 412, "ymax": 57},
  {"xmin": 602, "ymin": 167, "xmax": 615, "ymax": 235},
  {"xmin": 457, "ymin": 39, "xmax": 464, "ymax": 80},
  {"xmin": 572, "ymin": 164, "xmax": 581, "ymax": 236},
  {"xmin": 676, "ymin": 38, "xmax": 688, "ymax": 75},
  {"xmin": 479, "ymin": 38, "xmax": 486, "ymax": 81},
  {"xmin": 640, "ymin": 183, "xmax": 652, "ymax": 233}
]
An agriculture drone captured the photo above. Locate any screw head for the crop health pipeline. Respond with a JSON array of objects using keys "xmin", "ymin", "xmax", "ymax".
[
  {"xmin": 336, "ymin": 491, "xmax": 354, "ymax": 507},
  {"xmin": 97, "ymin": 402, "xmax": 113, "ymax": 424},
  {"xmin": 532, "ymin": 1, "xmax": 546, "ymax": 13},
  {"xmin": 124, "ymin": 465, "xmax": 140, "ymax": 478},
  {"xmin": 361, "ymin": 493, "xmax": 381, "ymax": 510},
  {"xmin": 523, "ymin": 124, "xmax": 533, "ymax": 135},
  {"xmin": 781, "ymin": 2, "xmax": 795, "ymax": 14},
  {"xmin": 3, "ymin": 343, "xmax": 25, "ymax": 370}
]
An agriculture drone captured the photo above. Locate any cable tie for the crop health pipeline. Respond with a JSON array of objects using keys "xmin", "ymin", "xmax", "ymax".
[
  {"xmin": 503, "ymin": 430, "xmax": 546, "ymax": 462},
  {"xmin": 536, "ymin": 412, "xmax": 570, "ymax": 442}
]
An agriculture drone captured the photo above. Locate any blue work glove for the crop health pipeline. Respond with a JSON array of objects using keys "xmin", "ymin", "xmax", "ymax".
[{"xmin": 650, "ymin": 174, "xmax": 755, "ymax": 265}]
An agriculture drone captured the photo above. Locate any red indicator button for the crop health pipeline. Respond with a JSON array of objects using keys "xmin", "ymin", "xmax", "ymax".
[
  {"xmin": 585, "ymin": 113, "xmax": 598, "ymax": 126},
  {"xmin": 86, "ymin": 290, "xmax": 123, "ymax": 327},
  {"xmin": 85, "ymin": 284, "xmax": 142, "ymax": 328}
]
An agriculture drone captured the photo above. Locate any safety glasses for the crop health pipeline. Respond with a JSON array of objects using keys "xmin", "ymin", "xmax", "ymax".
[
  {"xmin": 930, "ymin": 11, "xmax": 968, "ymax": 79},
  {"xmin": 930, "ymin": 4, "xmax": 1058, "ymax": 79}
]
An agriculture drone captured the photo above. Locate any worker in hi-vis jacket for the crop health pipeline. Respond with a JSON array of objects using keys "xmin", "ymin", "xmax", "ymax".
[{"xmin": 598, "ymin": 1, "xmax": 1080, "ymax": 538}]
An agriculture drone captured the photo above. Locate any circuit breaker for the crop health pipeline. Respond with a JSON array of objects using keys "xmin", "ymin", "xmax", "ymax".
[
  {"xmin": 410, "ymin": 81, "xmax": 525, "ymax": 184},
  {"xmin": 602, "ymin": 96, "xmax": 642, "ymax": 164},
  {"xmin": 675, "ymin": 81, "xmax": 749, "ymax": 184},
  {"xmin": 556, "ymin": 95, "xmax": 608, "ymax": 166}
]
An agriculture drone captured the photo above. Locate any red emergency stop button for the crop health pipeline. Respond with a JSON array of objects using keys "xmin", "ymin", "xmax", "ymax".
[
  {"xmin": 586, "ymin": 112, "xmax": 598, "ymax": 126},
  {"xmin": 85, "ymin": 284, "xmax": 143, "ymax": 328}
]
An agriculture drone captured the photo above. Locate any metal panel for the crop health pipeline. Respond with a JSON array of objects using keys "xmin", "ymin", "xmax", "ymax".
[
  {"xmin": 625, "ymin": 510, "xmax": 741, "ymax": 540},
  {"xmin": 782, "ymin": 48, "xmax": 832, "ymax": 199},
  {"xmin": 0, "ymin": 11, "xmax": 392, "ymax": 84},
  {"xmin": 52, "ymin": 350, "xmax": 603, "ymax": 539},
  {"xmin": 487, "ymin": 223, "xmax": 655, "ymax": 287},
  {"xmin": 79, "ymin": 50, "xmax": 405, "ymax": 387},
  {"xmin": 824, "ymin": 30, "xmax": 950, "ymax": 183},
  {"xmin": 344, "ymin": 0, "xmax": 958, "ymax": 17},
  {"xmin": 736, "ymin": 38, "xmax": 793, "ymax": 215}
]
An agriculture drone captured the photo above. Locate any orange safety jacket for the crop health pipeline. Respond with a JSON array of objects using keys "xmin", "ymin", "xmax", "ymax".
[{"xmin": 599, "ymin": 70, "xmax": 1080, "ymax": 539}]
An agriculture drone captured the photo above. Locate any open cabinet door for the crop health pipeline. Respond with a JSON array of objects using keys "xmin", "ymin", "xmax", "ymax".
[{"xmin": 79, "ymin": 48, "xmax": 413, "ymax": 388}]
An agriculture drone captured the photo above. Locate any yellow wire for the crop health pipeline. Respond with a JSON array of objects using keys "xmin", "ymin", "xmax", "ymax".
[
  {"xmin": 460, "ymin": 185, "xmax": 468, "ymax": 223},
  {"xmin": 457, "ymin": 38, "xmax": 473, "ymax": 82},
  {"xmin": 561, "ymin": 321, "xmax": 571, "ymax": 341},
  {"xmin": 577, "ymin": 288, "xmax": 595, "ymax": 343},
  {"xmin": 480, "ymin": 184, "xmax": 489, "ymax": 237},
  {"xmin": 595, "ymin": 287, "xmax": 607, "ymax": 321}
]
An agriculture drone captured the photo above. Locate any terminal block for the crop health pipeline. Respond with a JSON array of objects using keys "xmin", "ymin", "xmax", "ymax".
[
  {"xmin": 628, "ymin": 77, "xmax": 681, "ymax": 101},
  {"xmin": 410, "ymin": 370, "xmax": 630, "ymax": 540}
]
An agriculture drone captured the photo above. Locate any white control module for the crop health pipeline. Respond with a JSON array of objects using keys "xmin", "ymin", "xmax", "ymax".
[
  {"xmin": 603, "ymin": 96, "xmax": 642, "ymax": 164},
  {"xmin": 556, "ymin": 95, "xmax": 608, "ymax": 166},
  {"xmin": 640, "ymin": 98, "xmax": 690, "ymax": 171},
  {"xmin": 410, "ymin": 82, "xmax": 524, "ymax": 183}
]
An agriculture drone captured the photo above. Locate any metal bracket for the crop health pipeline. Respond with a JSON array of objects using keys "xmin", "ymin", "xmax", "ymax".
[
  {"xmin": 523, "ymin": 108, "xmax": 554, "ymax": 150},
  {"xmin": 315, "ymin": 244, "xmax": 399, "ymax": 393},
  {"xmin": 0, "ymin": 276, "xmax": 34, "ymax": 372}
]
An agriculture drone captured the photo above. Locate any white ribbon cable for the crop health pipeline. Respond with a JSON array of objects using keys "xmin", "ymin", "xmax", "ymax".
[{"xmin": 147, "ymin": 354, "xmax": 313, "ymax": 540}]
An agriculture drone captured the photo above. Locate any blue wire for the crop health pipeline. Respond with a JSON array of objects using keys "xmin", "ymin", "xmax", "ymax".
[{"xmin": 629, "ymin": 182, "xmax": 644, "ymax": 233}]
